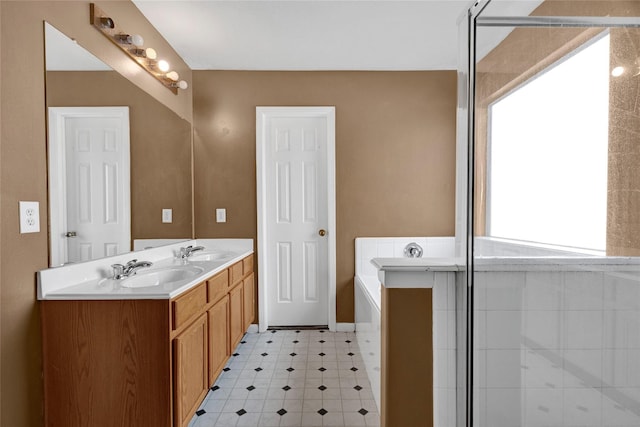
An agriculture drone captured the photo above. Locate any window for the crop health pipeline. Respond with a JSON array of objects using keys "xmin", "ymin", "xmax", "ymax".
[{"xmin": 487, "ymin": 34, "xmax": 610, "ymax": 251}]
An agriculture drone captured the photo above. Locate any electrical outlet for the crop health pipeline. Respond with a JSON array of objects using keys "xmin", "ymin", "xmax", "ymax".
[
  {"xmin": 19, "ymin": 201, "xmax": 40, "ymax": 233},
  {"xmin": 216, "ymin": 208, "xmax": 226, "ymax": 223},
  {"xmin": 162, "ymin": 209, "xmax": 173, "ymax": 223}
]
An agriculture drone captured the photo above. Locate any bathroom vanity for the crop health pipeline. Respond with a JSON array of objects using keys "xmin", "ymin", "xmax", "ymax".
[{"xmin": 38, "ymin": 240, "xmax": 254, "ymax": 427}]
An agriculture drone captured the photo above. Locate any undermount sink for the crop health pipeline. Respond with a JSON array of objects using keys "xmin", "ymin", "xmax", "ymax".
[
  {"xmin": 121, "ymin": 266, "xmax": 204, "ymax": 288},
  {"xmin": 187, "ymin": 251, "xmax": 234, "ymax": 262}
]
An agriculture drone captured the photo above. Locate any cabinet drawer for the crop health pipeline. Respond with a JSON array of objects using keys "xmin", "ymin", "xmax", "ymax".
[
  {"xmin": 172, "ymin": 282, "xmax": 206, "ymax": 331},
  {"xmin": 230, "ymin": 261, "xmax": 244, "ymax": 285},
  {"xmin": 207, "ymin": 270, "xmax": 229, "ymax": 304},
  {"xmin": 243, "ymin": 255, "xmax": 254, "ymax": 275}
]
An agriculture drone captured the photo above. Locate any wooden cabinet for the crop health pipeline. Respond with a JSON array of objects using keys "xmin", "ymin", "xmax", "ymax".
[
  {"xmin": 172, "ymin": 282, "xmax": 207, "ymax": 330},
  {"xmin": 208, "ymin": 295, "xmax": 229, "ymax": 385},
  {"xmin": 243, "ymin": 273, "xmax": 255, "ymax": 330},
  {"xmin": 174, "ymin": 313, "xmax": 209, "ymax": 427},
  {"xmin": 41, "ymin": 253, "xmax": 255, "ymax": 427},
  {"xmin": 229, "ymin": 282, "xmax": 244, "ymax": 350}
]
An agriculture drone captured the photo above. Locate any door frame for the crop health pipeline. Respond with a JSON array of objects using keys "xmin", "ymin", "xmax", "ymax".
[
  {"xmin": 256, "ymin": 106, "xmax": 336, "ymax": 332},
  {"xmin": 48, "ymin": 106, "xmax": 131, "ymax": 266}
]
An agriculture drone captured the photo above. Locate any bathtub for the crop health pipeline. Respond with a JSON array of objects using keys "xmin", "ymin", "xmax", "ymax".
[{"xmin": 354, "ymin": 237, "xmax": 458, "ymax": 425}]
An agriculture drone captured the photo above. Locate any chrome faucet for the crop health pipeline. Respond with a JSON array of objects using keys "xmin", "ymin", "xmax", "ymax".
[
  {"xmin": 111, "ymin": 259, "xmax": 153, "ymax": 280},
  {"xmin": 179, "ymin": 245, "xmax": 205, "ymax": 259}
]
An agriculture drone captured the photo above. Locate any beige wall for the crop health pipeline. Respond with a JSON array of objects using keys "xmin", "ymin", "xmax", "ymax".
[
  {"xmin": 0, "ymin": 2, "xmax": 192, "ymax": 426},
  {"xmin": 607, "ymin": 27, "xmax": 640, "ymax": 256},
  {"xmin": 193, "ymin": 71, "xmax": 457, "ymax": 322},
  {"xmin": 46, "ymin": 71, "xmax": 193, "ymax": 241}
]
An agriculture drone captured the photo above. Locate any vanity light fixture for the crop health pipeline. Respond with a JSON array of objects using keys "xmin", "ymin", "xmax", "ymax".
[{"xmin": 89, "ymin": 3, "xmax": 189, "ymax": 94}]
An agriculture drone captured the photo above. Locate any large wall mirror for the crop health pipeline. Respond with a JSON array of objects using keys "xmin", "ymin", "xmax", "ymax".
[{"xmin": 45, "ymin": 22, "xmax": 192, "ymax": 267}]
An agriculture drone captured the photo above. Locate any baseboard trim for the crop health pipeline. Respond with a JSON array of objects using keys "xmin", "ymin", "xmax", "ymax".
[
  {"xmin": 336, "ymin": 322, "xmax": 355, "ymax": 332},
  {"xmin": 249, "ymin": 323, "xmax": 353, "ymax": 333}
]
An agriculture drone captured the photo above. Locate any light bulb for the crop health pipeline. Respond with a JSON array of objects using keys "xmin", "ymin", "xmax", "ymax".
[
  {"xmin": 157, "ymin": 60, "xmax": 170, "ymax": 72},
  {"xmin": 145, "ymin": 48, "xmax": 157, "ymax": 60},
  {"xmin": 99, "ymin": 17, "xmax": 115, "ymax": 29},
  {"xmin": 176, "ymin": 80, "xmax": 188, "ymax": 90},
  {"xmin": 115, "ymin": 33, "xmax": 138, "ymax": 45},
  {"xmin": 611, "ymin": 66, "xmax": 625, "ymax": 77},
  {"xmin": 166, "ymin": 71, "xmax": 180, "ymax": 81},
  {"xmin": 131, "ymin": 34, "xmax": 144, "ymax": 46}
]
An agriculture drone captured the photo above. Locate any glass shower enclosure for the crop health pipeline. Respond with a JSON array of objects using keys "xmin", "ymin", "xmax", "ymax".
[{"xmin": 459, "ymin": 1, "xmax": 640, "ymax": 426}]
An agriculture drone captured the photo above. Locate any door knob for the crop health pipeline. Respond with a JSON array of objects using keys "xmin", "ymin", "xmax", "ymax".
[
  {"xmin": 318, "ymin": 229, "xmax": 326, "ymax": 237},
  {"xmin": 65, "ymin": 231, "xmax": 77, "ymax": 238}
]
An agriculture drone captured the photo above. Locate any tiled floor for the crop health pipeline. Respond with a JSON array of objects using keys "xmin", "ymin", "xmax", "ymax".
[{"xmin": 189, "ymin": 329, "xmax": 380, "ymax": 427}]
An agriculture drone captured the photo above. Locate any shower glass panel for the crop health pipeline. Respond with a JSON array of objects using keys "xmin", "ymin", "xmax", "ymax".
[{"xmin": 469, "ymin": 2, "xmax": 640, "ymax": 426}]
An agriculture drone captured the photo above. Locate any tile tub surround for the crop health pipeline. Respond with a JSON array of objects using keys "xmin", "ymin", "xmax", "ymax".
[
  {"xmin": 354, "ymin": 237, "xmax": 458, "ymax": 427},
  {"xmin": 38, "ymin": 238, "xmax": 253, "ymax": 299},
  {"xmin": 189, "ymin": 329, "xmax": 379, "ymax": 427}
]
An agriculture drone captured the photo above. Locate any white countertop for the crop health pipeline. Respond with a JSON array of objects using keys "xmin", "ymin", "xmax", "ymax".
[{"xmin": 38, "ymin": 239, "xmax": 253, "ymax": 300}]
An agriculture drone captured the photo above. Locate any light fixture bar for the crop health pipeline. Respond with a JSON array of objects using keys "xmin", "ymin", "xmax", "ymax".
[{"xmin": 89, "ymin": 3, "xmax": 188, "ymax": 94}]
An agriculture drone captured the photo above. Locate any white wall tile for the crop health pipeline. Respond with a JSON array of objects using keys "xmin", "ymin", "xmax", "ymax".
[
  {"xmin": 562, "ymin": 349, "xmax": 602, "ymax": 388},
  {"xmin": 485, "ymin": 272, "xmax": 526, "ymax": 311},
  {"xmin": 603, "ymin": 272, "xmax": 640, "ymax": 311},
  {"xmin": 486, "ymin": 349, "xmax": 524, "ymax": 388},
  {"xmin": 562, "ymin": 387, "xmax": 603, "ymax": 427},
  {"xmin": 565, "ymin": 310, "xmax": 603, "ymax": 350},
  {"xmin": 524, "ymin": 310, "xmax": 562, "ymax": 350},
  {"xmin": 525, "ymin": 271, "xmax": 563, "ymax": 311},
  {"xmin": 486, "ymin": 311, "xmax": 523, "ymax": 349},
  {"xmin": 524, "ymin": 388, "xmax": 563, "ymax": 427},
  {"xmin": 603, "ymin": 310, "xmax": 640, "ymax": 349},
  {"xmin": 523, "ymin": 350, "xmax": 564, "ymax": 389},
  {"xmin": 486, "ymin": 388, "xmax": 523, "ymax": 426},
  {"xmin": 376, "ymin": 242, "xmax": 394, "ymax": 258},
  {"xmin": 563, "ymin": 272, "xmax": 604, "ymax": 311},
  {"xmin": 602, "ymin": 391, "xmax": 640, "ymax": 427}
]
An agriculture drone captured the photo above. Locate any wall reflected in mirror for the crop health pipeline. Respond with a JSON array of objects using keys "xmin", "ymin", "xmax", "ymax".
[{"xmin": 45, "ymin": 22, "xmax": 192, "ymax": 267}]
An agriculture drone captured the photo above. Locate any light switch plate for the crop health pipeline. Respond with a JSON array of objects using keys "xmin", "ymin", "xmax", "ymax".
[
  {"xmin": 19, "ymin": 201, "xmax": 40, "ymax": 233},
  {"xmin": 162, "ymin": 209, "xmax": 173, "ymax": 223},
  {"xmin": 216, "ymin": 208, "xmax": 226, "ymax": 223}
]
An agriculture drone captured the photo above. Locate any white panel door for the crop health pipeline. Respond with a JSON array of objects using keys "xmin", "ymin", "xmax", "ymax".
[
  {"xmin": 63, "ymin": 115, "xmax": 129, "ymax": 263},
  {"xmin": 265, "ymin": 115, "xmax": 329, "ymax": 326}
]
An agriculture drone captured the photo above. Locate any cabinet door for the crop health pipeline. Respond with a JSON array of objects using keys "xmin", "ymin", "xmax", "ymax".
[
  {"xmin": 229, "ymin": 283, "xmax": 244, "ymax": 350},
  {"xmin": 243, "ymin": 273, "xmax": 255, "ymax": 330},
  {"xmin": 208, "ymin": 295, "xmax": 230, "ymax": 386},
  {"xmin": 174, "ymin": 313, "xmax": 208, "ymax": 427}
]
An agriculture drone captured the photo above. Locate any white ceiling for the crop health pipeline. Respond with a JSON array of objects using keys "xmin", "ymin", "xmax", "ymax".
[
  {"xmin": 45, "ymin": 1, "xmax": 547, "ymax": 72},
  {"xmin": 132, "ymin": 0, "xmax": 474, "ymax": 71}
]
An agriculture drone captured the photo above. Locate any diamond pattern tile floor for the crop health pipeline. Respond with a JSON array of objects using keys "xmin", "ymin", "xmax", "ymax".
[{"xmin": 189, "ymin": 329, "xmax": 380, "ymax": 427}]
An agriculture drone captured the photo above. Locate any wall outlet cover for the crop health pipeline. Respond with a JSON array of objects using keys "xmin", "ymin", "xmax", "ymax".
[
  {"xmin": 162, "ymin": 208, "xmax": 173, "ymax": 223},
  {"xmin": 216, "ymin": 208, "xmax": 226, "ymax": 223},
  {"xmin": 19, "ymin": 201, "xmax": 40, "ymax": 233}
]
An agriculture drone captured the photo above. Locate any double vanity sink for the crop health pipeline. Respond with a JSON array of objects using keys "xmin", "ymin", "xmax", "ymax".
[
  {"xmin": 102, "ymin": 250, "xmax": 233, "ymax": 289},
  {"xmin": 38, "ymin": 239, "xmax": 255, "ymax": 427},
  {"xmin": 38, "ymin": 239, "xmax": 252, "ymax": 299}
]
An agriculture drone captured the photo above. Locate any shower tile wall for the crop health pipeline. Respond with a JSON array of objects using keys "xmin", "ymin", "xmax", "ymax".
[{"xmin": 474, "ymin": 269, "xmax": 640, "ymax": 427}]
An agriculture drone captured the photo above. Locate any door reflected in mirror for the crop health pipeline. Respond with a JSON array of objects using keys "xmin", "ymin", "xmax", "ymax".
[{"xmin": 45, "ymin": 22, "xmax": 192, "ymax": 267}]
